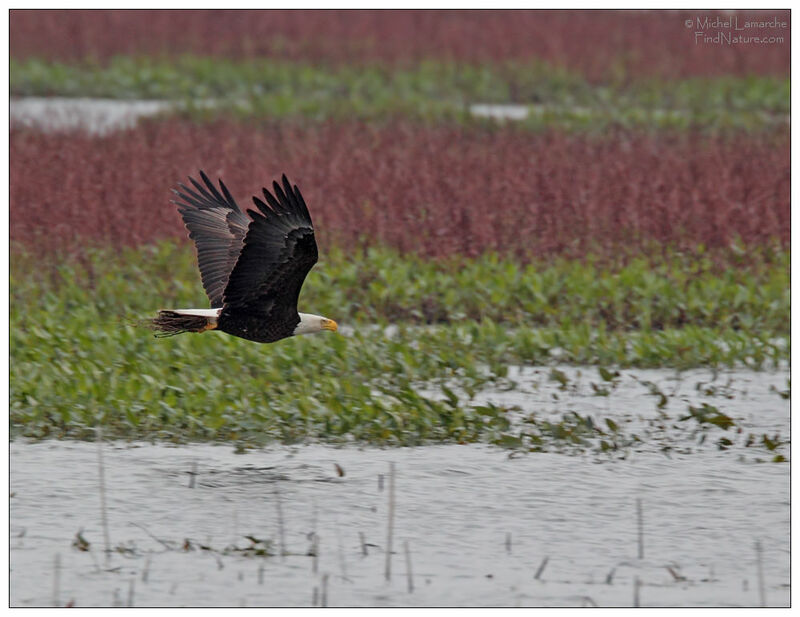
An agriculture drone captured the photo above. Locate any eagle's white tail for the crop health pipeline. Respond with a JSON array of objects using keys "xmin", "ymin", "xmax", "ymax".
[{"xmin": 147, "ymin": 308, "xmax": 220, "ymax": 337}]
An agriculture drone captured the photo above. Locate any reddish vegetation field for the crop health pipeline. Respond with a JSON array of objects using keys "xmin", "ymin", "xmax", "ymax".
[
  {"xmin": 10, "ymin": 9, "xmax": 790, "ymax": 80},
  {"xmin": 10, "ymin": 119, "xmax": 788, "ymax": 260}
]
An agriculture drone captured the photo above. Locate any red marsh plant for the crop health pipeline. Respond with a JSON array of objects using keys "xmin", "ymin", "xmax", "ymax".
[
  {"xmin": 10, "ymin": 9, "xmax": 790, "ymax": 80},
  {"xmin": 10, "ymin": 119, "xmax": 788, "ymax": 261}
]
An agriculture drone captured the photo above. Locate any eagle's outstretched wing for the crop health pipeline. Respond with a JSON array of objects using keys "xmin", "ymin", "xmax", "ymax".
[
  {"xmin": 222, "ymin": 175, "xmax": 318, "ymax": 323},
  {"xmin": 172, "ymin": 171, "xmax": 250, "ymax": 309}
]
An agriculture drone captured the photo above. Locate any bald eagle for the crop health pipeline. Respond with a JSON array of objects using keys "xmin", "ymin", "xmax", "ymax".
[{"xmin": 148, "ymin": 172, "xmax": 338, "ymax": 343}]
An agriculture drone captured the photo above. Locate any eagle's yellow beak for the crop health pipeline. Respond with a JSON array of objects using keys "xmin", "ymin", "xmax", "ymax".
[{"xmin": 322, "ymin": 319, "xmax": 338, "ymax": 332}]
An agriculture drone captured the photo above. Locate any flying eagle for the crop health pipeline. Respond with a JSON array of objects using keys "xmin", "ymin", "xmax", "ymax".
[{"xmin": 148, "ymin": 172, "xmax": 338, "ymax": 343}]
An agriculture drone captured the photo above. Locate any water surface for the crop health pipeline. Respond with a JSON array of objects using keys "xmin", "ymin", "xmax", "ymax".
[{"xmin": 11, "ymin": 366, "xmax": 789, "ymax": 607}]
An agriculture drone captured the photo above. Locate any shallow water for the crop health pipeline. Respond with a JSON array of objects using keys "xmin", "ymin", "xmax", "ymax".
[
  {"xmin": 469, "ymin": 103, "xmax": 531, "ymax": 120},
  {"xmin": 12, "ymin": 98, "xmax": 532, "ymax": 134},
  {"xmin": 11, "ymin": 97, "xmax": 789, "ymax": 137},
  {"xmin": 469, "ymin": 365, "xmax": 789, "ymax": 457},
  {"xmin": 10, "ymin": 97, "xmax": 174, "ymax": 134},
  {"xmin": 11, "ymin": 98, "xmax": 518, "ymax": 134},
  {"xmin": 10, "ymin": 366, "xmax": 789, "ymax": 607}
]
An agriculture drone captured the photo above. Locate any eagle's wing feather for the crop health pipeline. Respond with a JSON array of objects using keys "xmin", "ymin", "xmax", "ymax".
[
  {"xmin": 222, "ymin": 175, "xmax": 318, "ymax": 322},
  {"xmin": 172, "ymin": 171, "xmax": 250, "ymax": 308}
]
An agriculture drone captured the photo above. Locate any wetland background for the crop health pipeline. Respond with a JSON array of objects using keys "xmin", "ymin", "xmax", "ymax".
[{"xmin": 9, "ymin": 9, "xmax": 790, "ymax": 607}]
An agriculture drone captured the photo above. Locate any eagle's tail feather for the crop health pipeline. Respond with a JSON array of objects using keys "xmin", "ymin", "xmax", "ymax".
[{"xmin": 146, "ymin": 310, "xmax": 218, "ymax": 337}]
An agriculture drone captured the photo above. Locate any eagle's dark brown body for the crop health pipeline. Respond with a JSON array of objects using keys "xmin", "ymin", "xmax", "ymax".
[
  {"xmin": 216, "ymin": 309, "xmax": 300, "ymax": 344},
  {"xmin": 148, "ymin": 172, "xmax": 335, "ymax": 343}
]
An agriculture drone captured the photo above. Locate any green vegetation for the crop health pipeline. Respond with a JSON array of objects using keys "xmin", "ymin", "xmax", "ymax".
[
  {"xmin": 11, "ymin": 243, "xmax": 789, "ymax": 449},
  {"xmin": 10, "ymin": 15, "xmax": 789, "ymax": 465},
  {"xmin": 11, "ymin": 56, "xmax": 789, "ymax": 130}
]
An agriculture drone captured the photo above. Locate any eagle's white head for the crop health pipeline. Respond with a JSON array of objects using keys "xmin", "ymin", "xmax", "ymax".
[{"xmin": 294, "ymin": 313, "xmax": 338, "ymax": 336}]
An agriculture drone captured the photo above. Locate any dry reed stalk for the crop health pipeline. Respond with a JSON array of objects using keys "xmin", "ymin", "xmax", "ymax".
[
  {"xmin": 95, "ymin": 426, "xmax": 111, "ymax": 565},
  {"xmin": 335, "ymin": 518, "xmax": 349, "ymax": 582},
  {"xmin": 755, "ymin": 539, "xmax": 766, "ymax": 607},
  {"xmin": 637, "ymin": 498, "xmax": 644, "ymax": 560},
  {"xmin": 384, "ymin": 462, "xmax": 396, "ymax": 581},
  {"xmin": 312, "ymin": 534, "xmax": 319, "ymax": 574},
  {"xmin": 274, "ymin": 486, "xmax": 286, "ymax": 560},
  {"xmin": 52, "ymin": 553, "xmax": 61, "ymax": 607},
  {"xmin": 188, "ymin": 460, "xmax": 198, "ymax": 488},
  {"xmin": 534, "ymin": 556, "xmax": 549, "ymax": 580},
  {"xmin": 404, "ymin": 540, "xmax": 414, "ymax": 593}
]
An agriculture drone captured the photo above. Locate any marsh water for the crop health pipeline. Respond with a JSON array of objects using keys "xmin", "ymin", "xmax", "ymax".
[
  {"xmin": 10, "ymin": 366, "xmax": 790, "ymax": 607},
  {"xmin": 10, "ymin": 98, "xmax": 700, "ymax": 134},
  {"xmin": 10, "ymin": 97, "xmax": 174, "ymax": 135}
]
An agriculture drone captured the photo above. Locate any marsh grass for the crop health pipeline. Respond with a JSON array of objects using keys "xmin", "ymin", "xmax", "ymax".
[
  {"xmin": 10, "ymin": 57, "xmax": 789, "ymax": 130},
  {"xmin": 11, "ymin": 120, "xmax": 789, "ymax": 259},
  {"xmin": 10, "ymin": 243, "xmax": 788, "ymax": 448},
  {"xmin": 10, "ymin": 10, "xmax": 789, "ymax": 80},
  {"xmin": 12, "ymin": 242, "xmax": 789, "ymax": 333}
]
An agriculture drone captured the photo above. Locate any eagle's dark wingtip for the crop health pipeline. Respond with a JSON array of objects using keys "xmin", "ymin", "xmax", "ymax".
[
  {"xmin": 259, "ymin": 183, "xmax": 287, "ymax": 215},
  {"xmin": 218, "ymin": 177, "xmax": 239, "ymax": 212},
  {"xmin": 253, "ymin": 195, "xmax": 272, "ymax": 216},
  {"xmin": 246, "ymin": 207, "xmax": 264, "ymax": 220},
  {"xmin": 272, "ymin": 179, "xmax": 286, "ymax": 202},
  {"xmin": 281, "ymin": 174, "xmax": 297, "ymax": 207}
]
